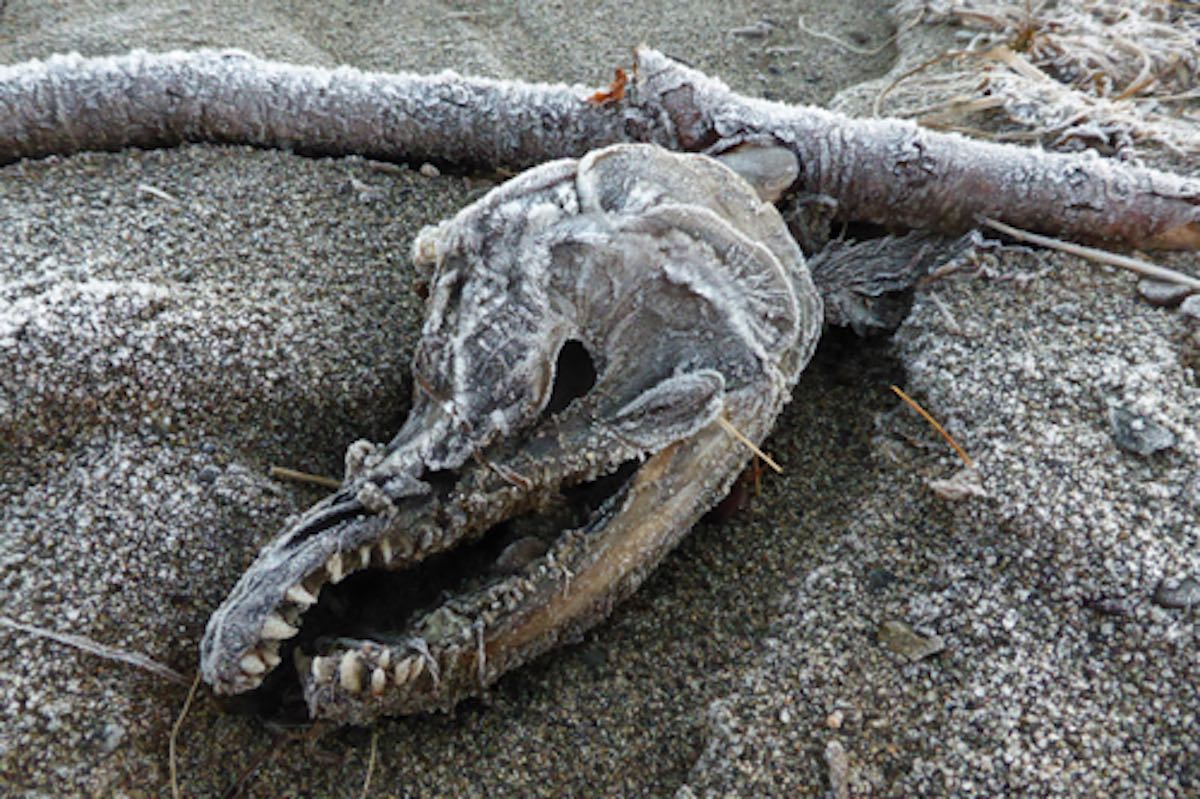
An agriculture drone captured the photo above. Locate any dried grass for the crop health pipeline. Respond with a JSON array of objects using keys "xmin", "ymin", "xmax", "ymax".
[{"xmin": 881, "ymin": 0, "xmax": 1200, "ymax": 157}]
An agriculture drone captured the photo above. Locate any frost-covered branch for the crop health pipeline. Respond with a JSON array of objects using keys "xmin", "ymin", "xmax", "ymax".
[
  {"xmin": 0, "ymin": 50, "xmax": 628, "ymax": 168},
  {"xmin": 1, "ymin": 47, "xmax": 1197, "ymax": 250}
]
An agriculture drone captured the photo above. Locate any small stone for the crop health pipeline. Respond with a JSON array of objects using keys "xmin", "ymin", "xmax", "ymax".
[
  {"xmin": 878, "ymin": 620, "xmax": 945, "ymax": 662},
  {"xmin": 866, "ymin": 568, "xmax": 896, "ymax": 593},
  {"xmin": 1137, "ymin": 279, "xmax": 1192, "ymax": 308},
  {"xmin": 824, "ymin": 739, "xmax": 850, "ymax": 799},
  {"xmin": 929, "ymin": 466, "xmax": 987, "ymax": 501},
  {"xmin": 197, "ymin": 465, "xmax": 221, "ymax": 484},
  {"xmin": 826, "ymin": 709, "xmax": 845, "ymax": 729},
  {"xmin": 1152, "ymin": 576, "xmax": 1200, "ymax": 609},
  {"xmin": 96, "ymin": 721, "xmax": 126, "ymax": 754},
  {"xmin": 1181, "ymin": 294, "xmax": 1200, "ymax": 321},
  {"xmin": 419, "ymin": 162, "xmax": 440, "ymax": 178},
  {"xmin": 1109, "ymin": 407, "xmax": 1175, "ymax": 456},
  {"xmin": 1084, "ymin": 595, "xmax": 1132, "ymax": 616}
]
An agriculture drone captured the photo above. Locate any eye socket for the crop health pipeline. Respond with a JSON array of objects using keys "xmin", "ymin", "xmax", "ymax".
[{"xmin": 541, "ymin": 339, "xmax": 597, "ymax": 417}]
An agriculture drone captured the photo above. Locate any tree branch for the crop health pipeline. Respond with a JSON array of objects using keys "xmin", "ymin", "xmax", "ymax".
[{"xmin": 2, "ymin": 48, "xmax": 1197, "ymax": 251}]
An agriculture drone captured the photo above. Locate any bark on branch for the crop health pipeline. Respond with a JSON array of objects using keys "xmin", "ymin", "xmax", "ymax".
[{"xmin": 1, "ymin": 47, "xmax": 1197, "ymax": 250}]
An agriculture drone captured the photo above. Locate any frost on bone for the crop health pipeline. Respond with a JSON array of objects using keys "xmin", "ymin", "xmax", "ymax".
[{"xmin": 200, "ymin": 144, "xmax": 823, "ymax": 719}]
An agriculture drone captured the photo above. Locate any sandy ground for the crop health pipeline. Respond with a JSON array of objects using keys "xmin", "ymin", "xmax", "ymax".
[{"xmin": 2, "ymin": 1, "xmax": 1198, "ymax": 797}]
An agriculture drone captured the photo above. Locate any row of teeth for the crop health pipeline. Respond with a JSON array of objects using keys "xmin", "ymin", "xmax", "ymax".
[
  {"xmin": 307, "ymin": 648, "xmax": 432, "ymax": 696},
  {"xmin": 235, "ymin": 529, "xmax": 441, "ymax": 683}
]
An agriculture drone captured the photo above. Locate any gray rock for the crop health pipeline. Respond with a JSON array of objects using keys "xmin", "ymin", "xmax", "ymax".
[
  {"xmin": 1152, "ymin": 576, "xmax": 1200, "ymax": 609},
  {"xmin": 878, "ymin": 620, "xmax": 945, "ymax": 662},
  {"xmin": 1180, "ymin": 294, "xmax": 1200, "ymax": 321},
  {"xmin": 1137, "ymin": 279, "xmax": 1192, "ymax": 308},
  {"xmin": 1109, "ymin": 407, "xmax": 1176, "ymax": 456}
]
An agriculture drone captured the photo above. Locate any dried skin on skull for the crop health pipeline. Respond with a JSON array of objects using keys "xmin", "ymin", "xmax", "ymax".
[{"xmin": 200, "ymin": 144, "xmax": 822, "ymax": 724}]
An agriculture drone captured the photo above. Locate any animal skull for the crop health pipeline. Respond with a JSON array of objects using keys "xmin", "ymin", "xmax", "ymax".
[{"xmin": 200, "ymin": 143, "xmax": 822, "ymax": 724}]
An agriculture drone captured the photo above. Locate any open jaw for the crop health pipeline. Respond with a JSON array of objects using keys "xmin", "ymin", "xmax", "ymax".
[
  {"xmin": 199, "ymin": 143, "xmax": 823, "ymax": 724},
  {"xmin": 201, "ymin": 384, "xmax": 752, "ymax": 725}
]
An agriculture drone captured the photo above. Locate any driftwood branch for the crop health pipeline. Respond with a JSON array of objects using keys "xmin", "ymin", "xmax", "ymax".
[{"xmin": 1, "ymin": 47, "xmax": 1198, "ymax": 252}]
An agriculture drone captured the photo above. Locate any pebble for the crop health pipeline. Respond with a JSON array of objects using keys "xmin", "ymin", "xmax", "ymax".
[
  {"xmin": 1137, "ymin": 279, "xmax": 1192, "ymax": 308},
  {"xmin": 197, "ymin": 464, "xmax": 221, "ymax": 484},
  {"xmin": 824, "ymin": 740, "xmax": 850, "ymax": 799},
  {"xmin": 878, "ymin": 620, "xmax": 945, "ymax": 662},
  {"xmin": 1180, "ymin": 294, "xmax": 1200, "ymax": 321},
  {"xmin": 1152, "ymin": 576, "xmax": 1200, "ymax": 609},
  {"xmin": 1108, "ymin": 407, "xmax": 1176, "ymax": 456}
]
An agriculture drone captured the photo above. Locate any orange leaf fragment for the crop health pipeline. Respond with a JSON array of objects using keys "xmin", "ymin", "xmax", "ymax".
[{"xmin": 588, "ymin": 67, "xmax": 627, "ymax": 106}]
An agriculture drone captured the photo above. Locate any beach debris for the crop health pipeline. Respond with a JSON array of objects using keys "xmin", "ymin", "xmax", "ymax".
[
  {"xmin": 1180, "ymin": 295, "xmax": 1200, "ymax": 323},
  {"xmin": 199, "ymin": 143, "xmax": 823, "ymax": 722},
  {"xmin": 878, "ymin": 620, "xmax": 945, "ymax": 662},
  {"xmin": 1152, "ymin": 576, "xmax": 1200, "ymax": 610},
  {"xmin": 1108, "ymin": 407, "xmax": 1176, "ymax": 456},
  {"xmin": 890, "ymin": 385, "xmax": 975, "ymax": 468},
  {"xmin": 587, "ymin": 66, "xmax": 627, "ymax": 105},
  {"xmin": 2, "ymin": 49, "xmax": 1197, "ymax": 251},
  {"xmin": 824, "ymin": 739, "xmax": 851, "ymax": 799},
  {"xmin": 1137, "ymin": 279, "xmax": 1193, "ymax": 309},
  {"xmin": 929, "ymin": 466, "xmax": 987, "ymax": 502},
  {"xmin": 728, "ymin": 20, "xmax": 773, "ymax": 39},
  {"xmin": 880, "ymin": 0, "xmax": 1200, "ymax": 156},
  {"xmin": 979, "ymin": 218, "xmax": 1200, "ymax": 293},
  {"xmin": 135, "ymin": 182, "xmax": 179, "ymax": 204}
]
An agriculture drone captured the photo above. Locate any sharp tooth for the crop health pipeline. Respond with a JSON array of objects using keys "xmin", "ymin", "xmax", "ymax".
[
  {"xmin": 263, "ymin": 649, "xmax": 282, "ymax": 669},
  {"xmin": 370, "ymin": 667, "xmax": 387, "ymax": 696},
  {"xmin": 239, "ymin": 653, "xmax": 267, "ymax": 675},
  {"xmin": 379, "ymin": 538, "xmax": 394, "ymax": 564},
  {"xmin": 377, "ymin": 649, "xmax": 392, "ymax": 670},
  {"xmin": 359, "ymin": 545, "xmax": 372, "ymax": 568},
  {"xmin": 410, "ymin": 655, "xmax": 425, "ymax": 683},
  {"xmin": 261, "ymin": 613, "xmax": 299, "ymax": 640},
  {"xmin": 327, "ymin": 552, "xmax": 345, "ymax": 583},
  {"xmin": 394, "ymin": 657, "xmax": 414, "ymax": 685},
  {"xmin": 285, "ymin": 584, "xmax": 319, "ymax": 607},
  {"xmin": 339, "ymin": 651, "xmax": 364, "ymax": 693},
  {"xmin": 311, "ymin": 655, "xmax": 335, "ymax": 682}
]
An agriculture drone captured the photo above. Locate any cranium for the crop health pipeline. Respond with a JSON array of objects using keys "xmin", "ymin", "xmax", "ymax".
[{"xmin": 200, "ymin": 143, "xmax": 822, "ymax": 724}]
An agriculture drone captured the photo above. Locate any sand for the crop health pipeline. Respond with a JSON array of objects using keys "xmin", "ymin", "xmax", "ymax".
[{"xmin": 1, "ymin": 1, "xmax": 1197, "ymax": 797}]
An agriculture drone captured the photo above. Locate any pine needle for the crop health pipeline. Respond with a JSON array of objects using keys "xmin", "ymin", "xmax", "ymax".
[
  {"xmin": 979, "ymin": 217, "xmax": 1200, "ymax": 291},
  {"xmin": 170, "ymin": 671, "xmax": 202, "ymax": 799},
  {"xmin": 0, "ymin": 615, "xmax": 189, "ymax": 685},
  {"xmin": 717, "ymin": 416, "xmax": 783, "ymax": 474},
  {"xmin": 360, "ymin": 728, "xmax": 379, "ymax": 797},
  {"xmin": 890, "ymin": 385, "xmax": 975, "ymax": 468},
  {"xmin": 268, "ymin": 465, "xmax": 342, "ymax": 489}
]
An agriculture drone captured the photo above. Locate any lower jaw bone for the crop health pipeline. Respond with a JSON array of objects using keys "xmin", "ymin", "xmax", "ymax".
[{"xmin": 199, "ymin": 143, "xmax": 822, "ymax": 723}]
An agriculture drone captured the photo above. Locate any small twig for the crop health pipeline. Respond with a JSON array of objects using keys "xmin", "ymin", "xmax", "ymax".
[
  {"xmin": 360, "ymin": 728, "xmax": 379, "ymax": 798},
  {"xmin": 136, "ymin": 182, "xmax": 180, "ymax": 203},
  {"xmin": 170, "ymin": 671, "xmax": 202, "ymax": 799},
  {"xmin": 0, "ymin": 615, "xmax": 189, "ymax": 685},
  {"xmin": 890, "ymin": 385, "xmax": 975, "ymax": 468},
  {"xmin": 978, "ymin": 217, "xmax": 1200, "ymax": 292},
  {"xmin": 716, "ymin": 416, "xmax": 783, "ymax": 474},
  {"xmin": 796, "ymin": 8, "xmax": 916, "ymax": 56},
  {"xmin": 269, "ymin": 465, "xmax": 342, "ymax": 489}
]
